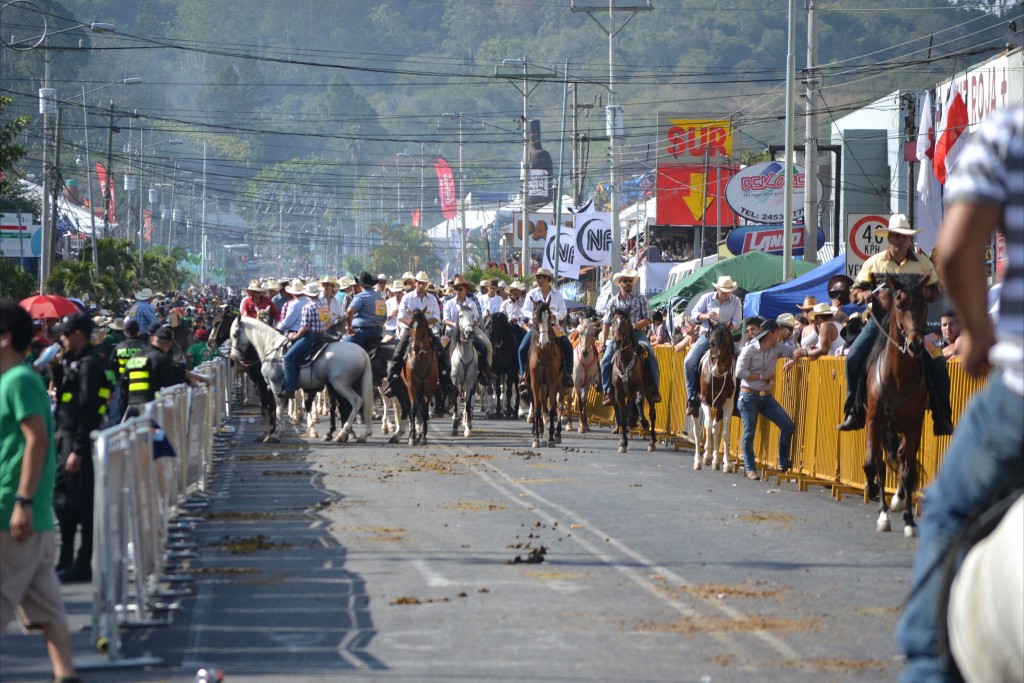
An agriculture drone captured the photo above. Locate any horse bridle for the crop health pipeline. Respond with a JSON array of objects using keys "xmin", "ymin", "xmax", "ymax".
[
  {"xmin": 610, "ymin": 314, "xmax": 639, "ymax": 380},
  {"xmin": 867, "ymin": 289, "xmax": 927, "ymax": 356}
]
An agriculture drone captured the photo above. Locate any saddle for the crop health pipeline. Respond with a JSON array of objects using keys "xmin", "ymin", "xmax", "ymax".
[{"xmin": 288, "ymin": 334, "xmax": 330, "ymax": 367}]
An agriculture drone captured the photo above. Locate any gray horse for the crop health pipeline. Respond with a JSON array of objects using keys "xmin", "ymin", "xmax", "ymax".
[
  {"xmin": 229, "ymin": 316, "xmax": 374, "ymax": 442},
  {"xmin": 449, "ymin": 305, "xmax": 479, "ymax": 438}
]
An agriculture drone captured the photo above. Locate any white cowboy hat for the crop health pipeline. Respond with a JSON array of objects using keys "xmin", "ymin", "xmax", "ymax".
[
  {"xmin": 108, "ymin": 317, "xmax": 125, "ymax": 331},
  {"xmin": 535, "ymin": 267, "xmax": 555, "ymax": 279},
  {"xmin": 302, "ymin": 282, "xmax": 322, "ymax": 297},
  {"xmin": 875, "ymin": 213, "xmax": 919, "ymax": 238},
  {"xmin": 246, "ymin": 279, "xmax": 267, "ymax": 292},
  {"xmin": 712, "ymin": 275, "xmax": 738, "ymax": 292},
  {"xmin": 807, "ymin": 302, "xmax": 836, "ymax": 319},
  {"xmin": 388, "ymin": 279, "xmax": 406, "ymax": 292},
  {"xmin": 400, "ymin": 271, "xmax": 416, "ymax": 284},
  {"xmin": 612, "ymin": 269, "xmax": 639, "ymax": 286},
  {"xmin": 776, "ymin": 312, "xmax": 797, "ymax": 329},
  {"xmin": 320, "ymin": 275, "xmax": 340, "ymax": 286},
  {"xmin": 337, "ymin": 275, "xmax": 356, "ymax": 289},
  {"xmin": 134, "ymin": 287, "xmax": 156, "ymax": 300},
  {"xmin": 285, "ymin": 278, "xmax": 306, "ymax": 296},
  {"xmin": 414, "ymin": 271, "xmax": 431, "ymax": 284},
  {"xmin": 508, "ymin": 280, "xmax": 525, "ymax": 291},
  {"xmin": 377, "ymin": 273, "xmax": 388, "ymax": 282},
  {"xmin": 496, "ymin": 280, "xmax": 506, "ymax": 290}
]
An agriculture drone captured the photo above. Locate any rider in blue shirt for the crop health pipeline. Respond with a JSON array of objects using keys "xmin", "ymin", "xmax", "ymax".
[
  {"xmin": 343, "ymin": 272, "xmax": 386, "ymax": 348},
  {"xmin": 127, "ymin": 288, "xmax": 158, "ymax": 333}
]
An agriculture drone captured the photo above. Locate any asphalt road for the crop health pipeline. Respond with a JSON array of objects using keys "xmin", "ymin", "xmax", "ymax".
[{"xmin": 2, "ymin": 401, "xmax": 918, "ymax": 683}]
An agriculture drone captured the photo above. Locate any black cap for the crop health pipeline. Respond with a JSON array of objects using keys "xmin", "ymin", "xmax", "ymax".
[
  {"xmin": 152, "ymin": 325, "xmax": 174, "ymax": 341},
  {"xmin": 754, "ymin": 319, "xmax": 780, "ymax": 342},
  {"xmin": 55, "ymin": 312, "xmax": 94, "ymax": 337},
  {"xmin": 147, "ymin": 322, "xmax": 163, "ymax": 337}
]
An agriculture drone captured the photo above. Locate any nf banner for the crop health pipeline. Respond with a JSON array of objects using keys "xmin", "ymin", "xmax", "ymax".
[
  {"xmin": 542, "ymin": 224, "xmax": 580, "ymax": 280},
  {"xmin": 434, "ymin": 158, "xmax": 457, "ymax": 220},
  {"xmin": 571, "ymin": 203, "xmax": 612, "ymax": 266}
]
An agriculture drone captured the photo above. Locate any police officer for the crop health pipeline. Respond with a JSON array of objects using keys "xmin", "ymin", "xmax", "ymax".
[
  {"xmin": 123, "ymin": 325, "xmax": 186, "ymax": 419},
  {"xmin": 109, "ymin": 319, "xmax": 148, "ymax": 421},
  {"xmin": 52, "ymin": 312, "xmax": 110, "ymax": 583}
]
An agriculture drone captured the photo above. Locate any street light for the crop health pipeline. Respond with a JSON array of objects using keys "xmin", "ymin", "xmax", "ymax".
[
  {"xmin": 65, "ymin": 78, "xmax": 142, "ymax": 276},
  {"xmin": 438, "ymin": 113, "xmax": 486, "ymax": 273},
  {"xmin": 1, "ymin": 0, "xmax": 120, "ymax": 291}
]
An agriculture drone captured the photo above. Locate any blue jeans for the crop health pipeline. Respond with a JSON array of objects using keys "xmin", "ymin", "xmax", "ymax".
[
  {"xmin": 684, "ymin": 334, "xmax": 711, "ymax": 400},
  {"xmin": 283, "ymin": 335, "xmax": 314, "ymax": 392},
  {"xmin": 736, "ymin": 391, "xmax": 795, "ymax": 473},
  {"xmin": 896, "ymin": 373, "xmax": 1024, "ymax": 682},
  {"xmin": 601, "ymin": 330, "xmax": 660, "ymax": 392},
  {"xmin": 343, "ymin": 326, "xmax": 382, "ymax": 348},
  {"xmin": 518, "ymin": 330, "xmax": 573, "ymax": 377}
]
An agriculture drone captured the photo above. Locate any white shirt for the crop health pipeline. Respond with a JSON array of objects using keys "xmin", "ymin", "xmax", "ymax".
[
  {"xmin": 480, "ymin": 293, "xmax": 503, "ymax": 317},
  {"xmin": 322, "ymin": 294, "xmax": 345, "ymax": 326},
  {"xmin": 501, "ymin": 297, "xmax": 525, "ymax": 325},
  {"xmin": 443, "ymin": 295, "xmax": 482, "ymax": 326},
  {"xmin": 384, "ymin": 297, "xmax": 400, "ymax": 333},
  {"xmin": 396, "ymin": 292, "xmax": 441, "ymax": 333},
  {"xmin": 522, "ymin": 287, "xmax": 568, "ymax": 326}
]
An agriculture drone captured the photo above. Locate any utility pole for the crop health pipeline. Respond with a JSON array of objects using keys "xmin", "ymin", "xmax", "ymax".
[
  {"xmin": 783, "ymin": 0, "xmax": 797, "ymax": 281},
  {"xmin": 802, "ymin": 0, "xmax": 819, "ymax": 264},
  {"xmin": 570, "ymin": 0, "xmax": 653, "ymax": 274},
  {"xmin": 48, "ymin": 109, "xmax": 61, "ymax": 276}
]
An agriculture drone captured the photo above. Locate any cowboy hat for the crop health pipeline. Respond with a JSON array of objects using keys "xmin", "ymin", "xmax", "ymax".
[
  {"xmin": 285, "ymin": 278, "xmax": 306, "ymax": 296},
  {"xmin": 775, "ymin": 312, "xmax": 797, "ymax": 329},
  {"xmin": 400, "ymin": 271, "xmax": 416, "ymax": 284},
  {"xmin": 108, "ymin": 317, "xmax": 126, "ymax": 331},
  {"xmin": 451, "ymin": 275, "xmax": 472, "ymax": 290},
  {"xmin": 875, "ymin": 213, "xmax": 919, "ymax": 238},
  {"xmin": 496, "ymin": 280, "xmax": 506, "ymax": 290},
  {"xmin": 302, "ymin": 282, "xmax": 322, "ymax": 297},
  {"xmin": 246, "ymin": 279, "xmax": 267, "ymax": 292},
  {"xmin": 535, "ymin": 267, "xmax": 555, "ymax": 279},
  {"xmin": 797, "ymin": 295, "xmax": 818, "ymax": 311},
  {"xmin": 92, "ymin": 315, "xmax": 111, "ymax": 328},
  {"xmin": 612, "ymin": 269, "xmax": 639, "ymax": 286},
  {"xmin": 134, "ymin": 287, "xmax": 156, "ymax": 300},
  {"xmin": 508, "ymin": 280, "xmax": 525, "ymax": 291},
  {"xmin": 388, "ymin": 279, "xmax": 406, "ymax": 292},
  {"xmin": 358, "ymin": 271, "xmax": 378, "ymax": 288},
  {"xmin": 754, "ymin": 319, "xmax": 780, "ymax": 342},
  {"xmin": 712, "ymin": 275, "xmax": 738, "ymax": 292},
  {"xmin": 414, "ymin": 271, "xmax": 431, "ymax": 283},
  {"xmin": 807, "ymin": 302, "xmax": 836, "ymax": 319},
  {"xmin": 840, "ymin": 316, "xmax": 864, "ymax": 343},
  {"xmin": 320, "ymin": 275, "xmax": 340, "ymax": 286},
  {"xmin": 264, "ymin": 279, "xmax": 283, "ymax": 291},
  {"xmin": 337, "ymin": 275, "xmax": 356, "ymax": 289},
  {"xmin": 377, "ymin": 273, "xmax": 388, "ymax": 282}
]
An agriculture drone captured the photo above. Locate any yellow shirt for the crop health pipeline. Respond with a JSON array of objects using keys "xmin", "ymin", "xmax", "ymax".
[{"xmin": 855, "ymin": 249, "xmax": 940, "ymax": 288}]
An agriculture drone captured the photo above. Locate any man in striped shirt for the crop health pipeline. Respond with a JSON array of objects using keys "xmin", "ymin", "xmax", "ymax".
[
  {"xmin": 897, "ymin": 104, "xmax": 1024, "ymax": 683},
  {"xmin": 280, "ymin": 283, "xmax": 330, "ymax": 400},
  {"xmin": 599, "ymin": 270, "xmax": 661, "ymax": 404}
]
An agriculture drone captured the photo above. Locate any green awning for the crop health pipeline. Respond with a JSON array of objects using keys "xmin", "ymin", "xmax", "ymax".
[{"xmin": 649, "ymin": 251, "xmax": 818, "ymax": 308}]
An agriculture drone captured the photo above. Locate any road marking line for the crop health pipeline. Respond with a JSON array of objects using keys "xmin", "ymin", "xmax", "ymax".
[{"xmin": 466, "ymin": 456, "xmax": 801, "ymax": 661}]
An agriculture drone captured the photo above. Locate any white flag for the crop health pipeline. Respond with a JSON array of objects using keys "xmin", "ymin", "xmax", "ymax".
[
  {"xmin": 542, "ymin": 224, "xmax": 580, "ymax": 280},
  {"xmin": 915, "ymin": 90, "xmax": 934, "ymax": 203}
]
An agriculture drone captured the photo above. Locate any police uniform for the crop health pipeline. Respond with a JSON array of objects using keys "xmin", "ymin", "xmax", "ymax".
[
  {"xmin": 123, "ymin": 342, "xmax": 185, "ymax": 417},
  {"xmin": 53, "ymin": 341, "xmax": 110, "ymax": 580},
  {"xmin": 109, "ymin": 335, "xmax": 148, "ymax": 420}
]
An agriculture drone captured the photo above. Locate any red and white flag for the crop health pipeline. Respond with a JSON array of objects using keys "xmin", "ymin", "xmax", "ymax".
[
  {"xmin": 433, "ymin": 157, "xmax": 457, "ymax": 220},
  {"xmin": 95, "ymin": 162, "xmax": 117, "ymax": 223},
  {"xmin": 915, "ymin": 90, "xmax": 935, "ymax": 202},
  {"xmin": 933, "ymin": 81, "xmax": 969, "ymax": 186}
]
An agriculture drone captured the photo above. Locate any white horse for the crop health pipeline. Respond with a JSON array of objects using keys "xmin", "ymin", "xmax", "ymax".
[
  {"xmin": 570, "ymin": 318, "xmax": 601, "ymax": 433},
  {"xmin": 449, "ymin": 305, "xmax": 479, "ymax": 438},
  {"xmin": 229, "ymin": 317, "xmax": 374, "ymax": 442},
  {"xmin": 688, "ymin": 324, "xmax": 737, "ymax": 471}
]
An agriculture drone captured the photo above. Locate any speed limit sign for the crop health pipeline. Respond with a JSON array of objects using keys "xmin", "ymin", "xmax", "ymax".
[{"xmin": 846, "ymin": 213, "xmax": 888, "ymax": 280}]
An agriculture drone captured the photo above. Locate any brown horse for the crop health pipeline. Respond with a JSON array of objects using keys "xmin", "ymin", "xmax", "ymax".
[
  {"xmin": 608, "ymin": 310, "xmax": 657, "ymax": 453},
  {"xmin": 864, "ymin": 275, "xmax": 930, "ymax": 537},
  {"xmin": 691, "ymin": 322, "xmax": 736, "ymax": 471},
  {"xmin": 527, "ymin": 299, "xmax": 563, "ymax": 448},
  {"xmin": 403, "ymin": 309, "xmax": 438, "ymax": 446}
]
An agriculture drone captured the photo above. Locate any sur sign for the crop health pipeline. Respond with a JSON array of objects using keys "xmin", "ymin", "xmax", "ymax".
[{"xmin": 845, "ymin": 213, "xmax": 888, "ymax": 279}]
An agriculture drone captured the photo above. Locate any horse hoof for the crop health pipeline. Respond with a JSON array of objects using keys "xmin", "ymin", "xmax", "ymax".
[
  {"xmin": 388, "ymin": 434, "xmax": 401, "ymax": 444},
  {"xmin": 647, "ymin": 444, "xmax": 655, "ymax": 452},
  {"xmin": 532, "ymin": 439, "xmax": 540, "ymax": 448},
  {"xmin": 408, "ymin": 438, "xmax": 416, "ymax": 446},
  {"xmin": 338, "ymin": 432, "xmax": 350, "ymax": 443},
  {"xmin": 713, "ymin": 461, "xmax": 721, "ymax": 471},
  {"xmin": 464, "ymin": 430, "xmax": 472, "ymax": 438},
  {"xmin": 265, "ymin": 435, "xmax": 280, "ymax": 444},
  {"xmin": 322, "ymin": 434, "xmax": 332, "ymax": 442},
  {"xmin": 877, "ymin": 517, "xmax": 892, "ymax": 533},
  {"xmin": 891, "ymin": 494, "xmax": 906, "ymax": 513},
  {"xmin": 555, "ymin": 436, "xmax": 562, "ymax": 445},
  {"xmin": 694, "ymin": 460, "xmax": 702, "ymax": 471},
  {"xmin": 704, "ymin": 456, "xmax": 713, "ymax": 467},
  {"xmin": 451, "ymin": 429, "xmax": 458, "ymax": 437},
  {"xmin": 618, "ymin": 446, "xmax": 627, "ymax": 453},
  {"xmin": 904, "ymin": 525, "xmax": 917, "ymax": 538}
]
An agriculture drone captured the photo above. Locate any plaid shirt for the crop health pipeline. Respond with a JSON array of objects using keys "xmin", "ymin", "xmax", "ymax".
[
  {"xmin": 300, "ymin": 298, "xmax": 330, "ymax": 334},
  {"xmin": 602, "ymin": 292, "xmax": 649, "ymax": 326}
]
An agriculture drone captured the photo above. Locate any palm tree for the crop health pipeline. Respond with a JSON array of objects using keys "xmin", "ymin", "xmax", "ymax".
[{"xmin": 370, "ymin": 223, "xmax": 443, "ymax": 278}]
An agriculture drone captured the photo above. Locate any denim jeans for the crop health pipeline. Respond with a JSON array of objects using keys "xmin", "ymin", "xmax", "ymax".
[
  {"xmin": 283, "ymin": 334, "xmax": 314, "ymax": 392},
  {"xmin": 736, "ymin": 392, "xmax": 795, "ymax": 473},
  {"xmin": 601, "ymin": 330, "xmax": 660, "ymax": 392},
  {"xmin": 684, "ymin": 334, "xmax": 711, "ymax": 399},
  {"xmin": 518, "ymin": 330, "xmax": 573, "ymax": 377},
  {"xmin": 343, "ymin": 326, "xmax": 382, "ymax": 348},
  {"xmin": 843, "ymin": 317, "xmax": 881, "ymax": 415},
  {"xmin": 896, "ymin": 372, "xmax": 1024, "ymax": 682}
]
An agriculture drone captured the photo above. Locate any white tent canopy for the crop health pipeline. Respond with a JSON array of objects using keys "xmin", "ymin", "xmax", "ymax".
[{"xmin": 18, "ymin": 178, "xmax": 110, "ymax": 235}]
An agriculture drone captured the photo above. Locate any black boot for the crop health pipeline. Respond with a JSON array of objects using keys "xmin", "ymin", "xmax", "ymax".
[
  {"xmin": 383, "ymin": 360, "xmax": 400, "ymax": 397},
  {"xmin": 837, "ymin": 410, "xmax": 865, "ymax": 431},
  {"xmin": 932, "ymin": 409, "xmax": 955, "ymax": 436}
]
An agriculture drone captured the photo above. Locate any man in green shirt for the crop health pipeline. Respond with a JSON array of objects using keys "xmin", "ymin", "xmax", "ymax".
[
  {"xmin": 187, "ymin": 327, "xmax": 215, "ymax": 369},
  {"xmin": 0, "ymin": 301, "xmax": 80, "ymax": 683}
]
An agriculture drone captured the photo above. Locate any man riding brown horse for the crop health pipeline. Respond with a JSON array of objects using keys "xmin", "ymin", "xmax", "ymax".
[{"xmin": 385, "ymin": 271, "xmax": 453, "ymax": 397}]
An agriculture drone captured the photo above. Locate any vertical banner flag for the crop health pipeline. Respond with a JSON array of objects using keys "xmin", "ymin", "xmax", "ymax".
[
  {"xmin": 95, "ymin": 162, "xmax": 116, "ymax": 223},
  {"xmin": 934, "ymin": 80, "xmax": 969, "ymax": 186},
  {"xmin": 433, "ymin": 158, "xmax": 457, "ymax": 220},
  {"xmin": 569, "ymin": 200, "xmax": 613, "ymax": 266},
  {"xmin": 915, "ymin": 90, "xmax": 935, "ymax": 203},
  {"xmin": 542, "ymin": 223, "xmax": 580, "ymax": 280},
  {"xmin": 143, "ymin": 209, "xmax": 152, "ymax": 241},
  {"xmin": 411, "ymin": 209, "xmax": 421, "ymax": 228}
]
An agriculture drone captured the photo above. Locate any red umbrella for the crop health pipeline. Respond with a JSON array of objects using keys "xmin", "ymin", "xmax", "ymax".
[{"xmin": 19, "ymin": 294, "xmax": 82, "ymax": 320}]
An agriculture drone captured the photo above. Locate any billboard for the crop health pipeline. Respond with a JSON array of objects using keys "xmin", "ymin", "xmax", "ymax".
[
  {"xmin": 0, "ymin": 214, "xmax": 41, "ymax": 258},
  {"xmin": 655, "ymin": 165, "xmax": 736, "ymax": 226},
  {"xmin": 724, "ymin": 161, "xmax": 823, "ymax": 224},
  {"xmin": 726, "ymin": 223, "xmax": 826, "ymax": 256},
  {"xmin": 658, "ymin": 115, "xmax": 734, "ymax": 165}
]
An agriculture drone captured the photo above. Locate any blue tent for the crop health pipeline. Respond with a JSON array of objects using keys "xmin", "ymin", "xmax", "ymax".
[{"xmin": 744, "ymin": 255, "xmax": 857, "ymax": 319}]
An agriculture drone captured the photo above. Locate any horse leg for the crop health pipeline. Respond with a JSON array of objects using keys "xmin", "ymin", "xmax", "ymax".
[
  {"xmin": 701, "ymin": 404, "xmax": 716, "ymax": 468},
  {"xmin": 720, "ymin": 401, "xmax": 734, "ymax": 472},
  {"xmin": 616, "ymin": 397, "xmax": 628, "ymax": 453},
  {"xmin": 865, "ymin": 418, "xmax": 890, "ymax": 532},
  {"xmin": 451, "ymin": 384, "xmax": 461, "ymax": 436},
  {"xmin": 647, "ymin": 399, "xmax": 656, "ymax": 452},
  {"xmin": 899, "ymin": 430, "xmax": 921, "ymax": 538},
  {"xmin": 464, "ymin": 388, "xmax": 474, "ymax": 438},
  {"xmin": 691, "ymin": 411, "xmax": 704, "ymax": 470}
]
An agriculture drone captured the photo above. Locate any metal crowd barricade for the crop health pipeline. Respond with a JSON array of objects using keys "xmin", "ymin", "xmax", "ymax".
[{"xmin": 88, "ymin": 355, "xmax": 235, "ymax": 665}]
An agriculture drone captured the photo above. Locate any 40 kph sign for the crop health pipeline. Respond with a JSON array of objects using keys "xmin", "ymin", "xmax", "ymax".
[{"xmin": 846, "ymin": 213, "xmax": 888, "ymax": 279}]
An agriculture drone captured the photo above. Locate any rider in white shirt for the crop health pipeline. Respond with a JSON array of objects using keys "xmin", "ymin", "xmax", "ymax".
[
  {"xmin": 443, "ymin": 276, "xmax": 493, "ymax": 378},
  {"xmin": 385, "ymin": 272, "xmax": 452, "ymax": 395},
  {"xmin": 501, "ymin": 281, "xmax": 526, "ymax": 327},
  {"xmin": 517, "ymin": 268, "xmax": 574, "ymax": 390}
]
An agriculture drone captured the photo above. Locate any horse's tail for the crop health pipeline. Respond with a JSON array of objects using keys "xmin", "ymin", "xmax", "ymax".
[{"xmin": 360, "ymin": 352, "xmax": 375, "ymax": 430}]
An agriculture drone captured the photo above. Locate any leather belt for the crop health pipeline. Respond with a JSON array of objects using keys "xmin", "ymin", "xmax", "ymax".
[{"xmin": 740, "ymin": 388, "xmax": 769, "ymax": 397}]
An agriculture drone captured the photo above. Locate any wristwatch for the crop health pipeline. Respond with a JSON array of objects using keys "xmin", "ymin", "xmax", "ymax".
[{"xmin": 13, "ymin": 494, "xmax": 33, "ymax": 507}]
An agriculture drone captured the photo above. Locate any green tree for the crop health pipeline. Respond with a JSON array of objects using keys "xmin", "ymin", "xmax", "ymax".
[
  {"xmin": 369, "ymin": 224, "xmax": 443, "ymax": 278},
  {"xmin": 0, "ymin": 260, "xmax": 36, "ymax": 300},
  {"xmin": 0, "ymin": 96, "xmax": 30, "ymax": 200}
]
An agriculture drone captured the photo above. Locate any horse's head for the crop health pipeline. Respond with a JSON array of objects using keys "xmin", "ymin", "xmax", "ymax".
[
  {"xmin": 410, "ymin": 309, "xmax": 431, "ymax": 353},
  {"xmin": 708, "ymin": 321, "xmax": 735, "ymax": 372},
  {"xmin": 532, "ymin": 299, "xmax": 552, "ymax": 347},
  {"xmin": 228, "ymin": 317, "xmax": 245, "ymax": 363},
  {"xmin": 457, "ymin": 305, "xmax": 476, "ymax": 341},
  {"xmin": 610, "ymin": 309, "xmax": 634, "ymax": 346},
  {"xmin": 578, "ymin": 318, "xmax": 599, "ymax": 348},
  {"xmin": 887, "ymin": 275, "xmax": 930, "ymax": 355},
  {"xmin": 489, "ymin": 311, "xmax": 509, "ymax": 340}
]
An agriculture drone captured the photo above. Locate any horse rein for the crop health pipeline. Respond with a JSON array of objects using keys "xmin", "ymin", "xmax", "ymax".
[{"xmin": 867, "ymin": 289, "xmax": 927, "ymax": 356}]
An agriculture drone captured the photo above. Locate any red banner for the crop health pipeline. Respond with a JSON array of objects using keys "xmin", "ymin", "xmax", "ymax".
[
  {"xmin": 433, "ymin": 158, "xmax": 457, "ymax": 220},
  {"xmin": 143, "ymin": 209, "xmax": 152, "ymax": 241},
  {"xmin": 411, "ymin": 209, "xmax": 421, "ymax": 228},
  {"xmin": 95, "ymin": 163, "xmax": 116, "ymax": 223}
]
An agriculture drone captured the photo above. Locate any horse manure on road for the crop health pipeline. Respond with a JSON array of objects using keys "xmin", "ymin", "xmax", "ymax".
[{"xmin": 507, "ymin": 544, "xmax": 547, "ymax": 564}]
